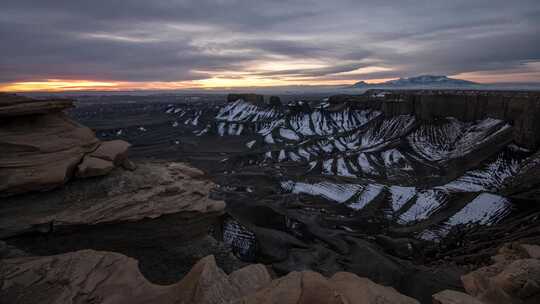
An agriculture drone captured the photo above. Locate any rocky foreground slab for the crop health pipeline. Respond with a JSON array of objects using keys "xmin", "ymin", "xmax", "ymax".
[
  {"xmin": 0, "ymin": 248, "xmax": 418, "ymax": 304},
  {"xmin": 2, "ymin": 242, "xmax": 539, "ymax": 304},
  {"xmin": 0, "ymin": 161, "xmax": 225, "ymax": 238}
]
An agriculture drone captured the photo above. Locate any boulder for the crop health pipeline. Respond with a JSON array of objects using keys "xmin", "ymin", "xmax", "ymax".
[
  {"xmin": 177, "ymin": 255, "xmax": 272, "ymax": 303},
  {"xmin": 432, "ymin": 290, "xmax": 484, "ymax": 304},
  {"xmin": 0, "ymin": 94, "xmax": 132, "ymax": 197},
  {"xmin": 491, "ymin": 259, "xmax": 540, "ymax": 300},
  {"xmin": 0, "ymin": 110, "xmax": 100, "ymax": 196},
  {"xmin": 75, "ymin": 156, "xmax": 114, "ymax": 178},
  {"xmin": 88, "ymin": 139, "xmax": 131, "ymax": 165},
  {"xmin": 329, "ymin": 272, "xmax": 420, "ymax": 304},
  {"xmin": 461, "ymin": 243, "xmax": 540, "ymax": 304}
]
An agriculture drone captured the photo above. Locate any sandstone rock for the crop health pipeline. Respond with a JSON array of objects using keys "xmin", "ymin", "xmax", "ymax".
[
  {"xmin": 0, "ymin": 249, "xmax": 178, "ymax": 304},
  {"xmin": 329, "ymin": 272, "xmax": 420, "ymax": 304},
  {"xmin": 0, "ymin": 94, "xmax": 130, "ymax": 197},
  {"xmin": 89, "ymin": 139, "xmax": 131, "ymax": 165},
  {"xmin": 75, "ymin": 156, "xmax": 114, "ymax": 178},
  {"xmin": 461, "ymin": 244, "xmax": 540, "ymax": 304},
  {"xmin": 236, "ymin": 270, "xmax": 419, "ymax": 304},
  {"xmin": 432, "ymin": 290, "xmax": 484, "ymax": 304},
  {"xmin": 0, "ymin": 93, "xmax": 73, "ymax": 117},
  {"xmin": 0, "ymin": 247, "xmax": 422, "ymax": 304},
  {"xmin": 0, "ymin": 94, "xmax": 135, "ymax": 197},
  {"xmin": 177, "ymin": 255, "xmax": 272, "ymax": 303},
  {"xmin": 0, "ymin": 251, "xmax": 252, "ymax": 304},
  {"xmin": 0, "ymin": 110, "xmax": 100, "ymax": 196},
  {"xmin": 0, "ymin": 161, "xmax": 225, "ymax": 238},
  {"xmin": 491, "ymin": 259, "xmax": 540, "ymax": 300}
]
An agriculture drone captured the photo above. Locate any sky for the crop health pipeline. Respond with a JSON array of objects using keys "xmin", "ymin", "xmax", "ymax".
[{"xmin": 1, "ymin": 0, "xmax": 539, "ymax": 91}]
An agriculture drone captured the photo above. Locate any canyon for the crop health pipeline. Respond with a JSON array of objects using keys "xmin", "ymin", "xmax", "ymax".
[{"xmin": 1, "ymin": 90, "xmax": 540, "ymax": 303}]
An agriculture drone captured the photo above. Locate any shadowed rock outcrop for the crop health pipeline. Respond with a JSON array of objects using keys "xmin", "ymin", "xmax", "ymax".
[
  {"xmin": 227, "ymin": 93, "xmax": 282, "ymax": 106},
  {"xmin": 502, "ymin": 151, "xmax": 540, "ymax": 202},
  {"xmin": 0, "ymin": 93, "xmax": 132, "ymax": 196},
  {"xmin": 0, "ymin": 162, "xmax": 225, "ymax": 238},
  {"xmin": 0, "ymin": 161, "xmax": 240, "ymax": 284}
]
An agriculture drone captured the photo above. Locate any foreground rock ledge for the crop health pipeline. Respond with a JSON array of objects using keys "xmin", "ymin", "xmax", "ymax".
[
  {"xmin": 0, "ymin": 161, "xmax": 225, "ymax": 238},
  {"xmin": 0, "ymin": 249, "xmax": 419, "ymax": 304}
]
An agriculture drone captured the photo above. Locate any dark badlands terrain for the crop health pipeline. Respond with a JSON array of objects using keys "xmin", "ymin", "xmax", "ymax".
[{"xmin": 2, "ymin": 90, "xmax": 540, "ymax": 303}]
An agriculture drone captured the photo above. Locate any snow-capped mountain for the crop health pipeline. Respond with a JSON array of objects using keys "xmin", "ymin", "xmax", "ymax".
[{"xmin": 351, "ymin": 75, "xmax": 478, "ymax": 88}]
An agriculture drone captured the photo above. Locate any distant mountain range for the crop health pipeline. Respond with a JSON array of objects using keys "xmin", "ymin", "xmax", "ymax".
[{"xmin": 351, "ymin": 75, "xmax": 478, "ymax": 89}]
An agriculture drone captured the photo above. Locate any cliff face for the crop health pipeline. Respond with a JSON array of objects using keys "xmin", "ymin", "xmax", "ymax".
[
  {"xmin": 329, "ymin": 91, "xmax": 540, "ymax": 150},
  {"xmin": 227, "ymin": 93, "xmax": 282, "ymax": 106}
]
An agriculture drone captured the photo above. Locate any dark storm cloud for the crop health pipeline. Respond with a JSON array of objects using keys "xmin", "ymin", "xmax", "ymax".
[{"xmin": 1, "ymin": 0, "xmax": 539, "ymax": 84}]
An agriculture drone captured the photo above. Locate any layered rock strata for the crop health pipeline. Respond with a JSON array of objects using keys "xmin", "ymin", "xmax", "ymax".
[
  {"xmin": 0, "ymin": 93, "xmax": 132, "ymax": 196},
  {"xmin": 329, "ymin": 90, "xmax": 540, "ymax": 149}
]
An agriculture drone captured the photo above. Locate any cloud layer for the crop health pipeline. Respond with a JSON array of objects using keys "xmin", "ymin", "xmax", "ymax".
[{"xmin": 1, "ymin": 0, "xmax": 539, "ymax": 87}]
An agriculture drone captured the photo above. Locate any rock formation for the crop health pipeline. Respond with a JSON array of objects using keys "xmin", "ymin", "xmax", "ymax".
[
  {"xmin": 0, "ymin": 249, "xmax": 419, "ymax": 304},
  {"xmin": 227, "ymin": 93, "xmax": 282, "ymax": 106},
  {"xmin": 0, "ymin": 160, "xmax": 240, "ymax": 284},
  {"xmin": 0, "ymin": 93, "xmax": 132, "ymax": 196},
  {"xmin": 502, "ymin": 150, "xmax": 540, "ymax": 202},
  {"xmin": 227, "ymin": 93, "xmax": 265, "ymax": 104},
  {"xmin": 460, "ymin": 243, "xmax": 540, "ymax": 304},
  {"xmin": 0, "ymin": 161, "xmax": 225, "ymax": 238},
  {"xmin": 432, "ymin": 243, "xmax": 540, "ymax": 304},
  {"xmin": 5, "ymin": 242, "xmax": 538, "ymax": 304},
  {"xmin": 329, "ymin": 90, "xmax": 540, "ymax": 150}
]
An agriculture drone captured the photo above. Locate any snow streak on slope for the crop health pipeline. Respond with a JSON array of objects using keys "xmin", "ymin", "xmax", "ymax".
[
  {"xmin": 281, "ymin": 181, "xmax": 362, "ymax": 203},
  {"xmin": 418, "ymin": 193, "xmax": 512, "ymax": 240},
  {"xmin": 159, "ymin": 99, "xmax": 525, "ymax": 243},
  {"xmin": 212, "ymin": 99, "xmax": 382, "ymax": 140},
  {"xmin": 446, "ymin": 193, "xmax": 511, "ymax": 226},
  {"xmin": 92, "ymin": 98, "xmax": 529, "ymax": 243},
  {"xmin": 439, "ymin": 149, "xmax": 521, "ymax": 192},
  {"xmin": 408, "ymin": 117, "xmax": 510, "ymax": 163}
]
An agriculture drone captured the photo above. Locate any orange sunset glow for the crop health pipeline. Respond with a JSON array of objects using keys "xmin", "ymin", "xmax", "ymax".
[
  {"xmin": 0, "ymin": 77, "xmax": 394, "ymax": 92},
  {"xmin": 1, "ymin": 1, "xmax": 539, "ymax": 92}
]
